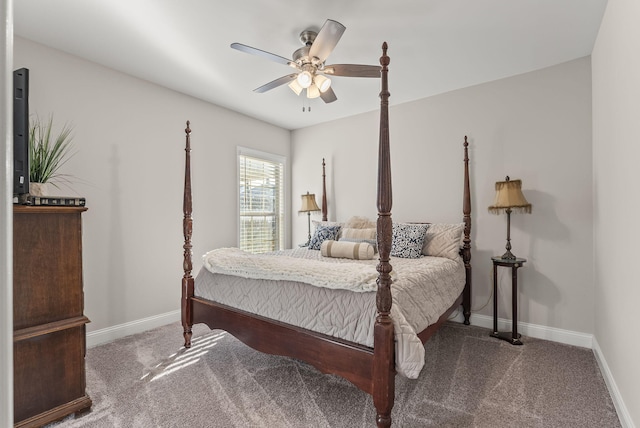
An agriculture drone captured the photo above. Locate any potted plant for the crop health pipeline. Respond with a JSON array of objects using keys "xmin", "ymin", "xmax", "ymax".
[{"xmin": 29, "ymin": 115, "xmax": 75, "ymax": 196}]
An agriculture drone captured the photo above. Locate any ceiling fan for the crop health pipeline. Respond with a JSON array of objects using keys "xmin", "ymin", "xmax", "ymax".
[{"xmin": 231, "ymin": 19, "xmax": 381, "ymax": 104}]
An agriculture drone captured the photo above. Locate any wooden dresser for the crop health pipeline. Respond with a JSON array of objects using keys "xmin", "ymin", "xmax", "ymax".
[{"xmin": 13, "ymin": 206, "xmax": 92, "ymax": 427}]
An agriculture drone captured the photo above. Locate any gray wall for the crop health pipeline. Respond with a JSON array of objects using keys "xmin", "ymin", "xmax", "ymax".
[
  {"xmin": 292, "ymin": 57, "xmax": 594, "ymax": 335},
  {"xmin": 593, "ymin": 0, "xmax": 640, "ymax": 425},
  {"xmin": 13, "ymin": 37, "xmax": 291, "ymax": 333}
]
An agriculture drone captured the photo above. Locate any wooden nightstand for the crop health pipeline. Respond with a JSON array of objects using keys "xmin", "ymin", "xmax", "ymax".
[
  {"xmin": 13, "ymin": 206, "xmax": 92, "ymax": 427},
  {"xmin": 491, "ymin": 256, "xmax": 526, "ymax": 345}
]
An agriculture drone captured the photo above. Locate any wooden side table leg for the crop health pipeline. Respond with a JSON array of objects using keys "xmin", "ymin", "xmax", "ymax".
[
  {"xmin": 511, "ymin": 266, "xmax": 523, "ymax": 345},
  {"xmin": 493, "ymin": 263, "xmax": 498, "ymax": 335}
]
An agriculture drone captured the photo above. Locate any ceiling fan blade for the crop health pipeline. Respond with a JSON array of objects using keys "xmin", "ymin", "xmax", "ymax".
[
  {"xmin": 253, "ymin": 73, "xmax": 298, "ymax": 93},
  {"xmin": 231, "ymin": 43, "xmax": 296, "ymax": 68},
  {"xmin": 323, "ymin": 64, "xmax": 381, "ymax": 78},
  {"xmin": 320, "ymin": 87, "xmax": 337, "ymax": 103},
  {"xmin": 309, "ymin": 19, "xmax": 346, "ymax": 63}
]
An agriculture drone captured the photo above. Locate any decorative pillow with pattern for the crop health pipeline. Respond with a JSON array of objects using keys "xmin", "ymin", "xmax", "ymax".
[
  {"xmin": 390, "ymin": 223, "xmax": 429, "ymax": 259},
  {"xmin": 422, "ymin": 223, "xmax": 465, "ymax": 260},
  {"xmin": 312, "ymin": 220, "xmax": 343, "ymax": 229},
  {"xmin": 312, "ymin": 220, "xmax": 343, "ymax": 239},
  {"xmin": 308, "ymin": 224, "xmax": 342, "ymax": 250}
]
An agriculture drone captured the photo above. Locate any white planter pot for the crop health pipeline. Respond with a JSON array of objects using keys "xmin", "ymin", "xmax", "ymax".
[{"xmin": 29, "ymin": 182, "xmax": 50, "ymax": 197}]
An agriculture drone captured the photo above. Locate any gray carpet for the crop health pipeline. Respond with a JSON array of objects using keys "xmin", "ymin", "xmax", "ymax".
[{"xmin": 48, "ymin": 321, "xmax": 620, "ymax": 427}]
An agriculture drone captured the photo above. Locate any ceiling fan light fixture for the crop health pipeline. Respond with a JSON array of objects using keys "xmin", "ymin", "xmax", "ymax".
[
  {"xmin": 297, "ymin": 70, "xmax": 313, "ymax": 89},
  {"xmin": 288, "ymin": 79, "xmax": 303, "ymax": 95},
  {"xmin": 314, "ymin": 74, "xmax": 332, "ymax": 93},
  {"xmin": 232, "ymin": 19, "xmax": 375, "ymax": 105},
  {"xmin": 306, "ymin": 84, "xmax": 320, "ymax": 99}
]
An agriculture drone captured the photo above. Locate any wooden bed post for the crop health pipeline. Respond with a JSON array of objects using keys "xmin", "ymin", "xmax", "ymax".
[
  {"xmin": 321, "ymin": 158, "xmax": 328, "ymax": 221},
  {"xmin": 373, "ymin": 41, "xmax": 394, "ymax": 428},
  {"xmin": 182, "ymin": 121, "xmax": 195, "ymax": 348},
  {"xmin": 462, "ymin": 136, "xmax": 472, "ymax": 325}
]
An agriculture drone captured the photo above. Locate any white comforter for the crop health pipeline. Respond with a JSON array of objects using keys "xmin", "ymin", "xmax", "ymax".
[
  {"xmin": 203, "ymin": 247, "xmax": 383, "ymax": 292},
  {"xmin": 197, "ymin": 248, "xmax": 465, "ymax": 379}
]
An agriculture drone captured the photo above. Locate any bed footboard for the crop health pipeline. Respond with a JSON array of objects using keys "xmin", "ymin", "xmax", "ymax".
[{"xmin": 192, "ymin": 297, "xmax": 376, "ymax": 393}]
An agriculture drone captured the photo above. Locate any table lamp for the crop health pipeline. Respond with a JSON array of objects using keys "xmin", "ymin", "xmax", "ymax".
[
  {"xmin": 488, "ymin": 176, "xmax": 532, "ymax": 259},
  {"xmin": 299, "ymin": 191, "xmax": 321, "ymax": 246}
]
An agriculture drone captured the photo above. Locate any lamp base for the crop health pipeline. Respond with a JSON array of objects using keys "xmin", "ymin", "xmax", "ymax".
[
  {"xmin": 501, "ymin": 249, "xmax": 516, "ymax": 260},
  {"xmin": 502, "ymin": 211, "xmax": 517, "ymax": 259}
]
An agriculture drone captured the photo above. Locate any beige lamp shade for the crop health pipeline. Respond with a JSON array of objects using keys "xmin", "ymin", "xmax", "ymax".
[
  {"xmin": 299, "ymin": 192, "xmax": 321, "ymax": 213},
  {"xmin": 488, "ymin": 176, "xmax": 532, "ymax": 214},
  {"xmin": 299, "ymin": 191, "xmax": 321, "ymax": 247}
]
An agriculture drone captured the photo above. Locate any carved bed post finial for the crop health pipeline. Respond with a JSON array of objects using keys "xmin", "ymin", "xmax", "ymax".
[
  {"xmin": 182, "ymin": 120, "xmax": 195, "ymax": 347},
  {"xmin": 462, "ymin": 136, "xmax": 472, "ymax": 325},
  {"xmin": 373, "ymin": 41, "xmax": 394, "ymax": 428},
  {"xmin": 376, "ymin": 41, "xmax": 392, "ymax": 318},
  {"xmin": 322, "ymin": 158, "xmax": 328, "ymax": 221}
]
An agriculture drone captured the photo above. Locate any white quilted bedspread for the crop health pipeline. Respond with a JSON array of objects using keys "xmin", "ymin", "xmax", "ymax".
[
  {"xmin": 202, "ymin": 247, "xmax": 383, "ymax": 292},
  {"xmin": 196, "ymin": 248, "xmax": 465, "ymax": 378}
]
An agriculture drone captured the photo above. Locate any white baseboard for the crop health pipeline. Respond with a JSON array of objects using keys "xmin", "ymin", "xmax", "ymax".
[
  {"xmin": 86, "ymin": 310, "xmax": 181, "ymax": 348},
  {"xmin": 450, "ymin": 312, "xmax": 593, "ymax": 348},
  {"xmin": 592, "ymin": 337, "xmax": 636, "ymax": 428}
]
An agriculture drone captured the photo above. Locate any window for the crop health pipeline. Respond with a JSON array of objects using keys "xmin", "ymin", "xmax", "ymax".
[{"xmin": 237, "ymin": 147, "xmax": 285, "ymax": 253}]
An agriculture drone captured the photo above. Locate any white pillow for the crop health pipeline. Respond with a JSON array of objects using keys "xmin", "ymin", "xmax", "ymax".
[
  {"xmin": 340, "ymin": 227, "xmax": 376, "ymax": 240},
  {"xmin": 321, "ymin": 240, "xmax": 375, "ymax": 260},
  {"xmin": 344, "ymin": 216, "xmax": 377, "ymax": 229},
  {"xmin": 339, "ymin": 227, "xmax": 378, "ymax": 252},
  {"xmin": 422, "ymin": 223, "xmax": 465, "ymax": 260}
]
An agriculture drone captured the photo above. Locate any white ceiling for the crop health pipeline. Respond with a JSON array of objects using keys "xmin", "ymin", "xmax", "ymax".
[{"xmin": 14, "ymin": 0, "xmax": 607, "ymax": 131}]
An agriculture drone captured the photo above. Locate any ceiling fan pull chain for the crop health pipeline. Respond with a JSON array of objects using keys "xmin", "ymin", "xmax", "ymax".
[{"xmin": 302, "ymin": 98, "xmax": 312, "ymax": 113}]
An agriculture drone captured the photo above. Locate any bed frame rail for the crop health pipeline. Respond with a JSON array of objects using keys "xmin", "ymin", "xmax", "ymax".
[{"xmin": 192, "ymin": 297, "xmax": 375, "ymax": 393}]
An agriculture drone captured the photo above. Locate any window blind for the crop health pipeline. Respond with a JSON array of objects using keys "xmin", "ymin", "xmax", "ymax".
[{"xmin": 238, "ymin": 150, "xmax": 284, "ymax": 253}]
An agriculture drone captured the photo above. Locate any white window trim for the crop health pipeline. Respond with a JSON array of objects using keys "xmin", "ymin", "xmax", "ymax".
[{"xmin": 237, "ymin": 146, "xmax": 288, "ymax": 252}]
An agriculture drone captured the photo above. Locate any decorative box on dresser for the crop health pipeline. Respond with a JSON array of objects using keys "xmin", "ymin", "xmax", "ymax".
[{"xmin": 13, "ymin": 206, "xmax": 92, "ymax": 427}]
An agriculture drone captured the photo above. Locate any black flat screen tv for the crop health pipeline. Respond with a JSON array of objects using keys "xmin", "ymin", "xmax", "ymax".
[{"xmin": 13, "ymin": 67, "xmax": 29, "ymax": 200}]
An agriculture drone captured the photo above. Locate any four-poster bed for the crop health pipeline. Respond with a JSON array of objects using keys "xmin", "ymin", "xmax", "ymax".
[{"xmin": 181, "ymin": 43, "xmax": 472, "ymax": 427}]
